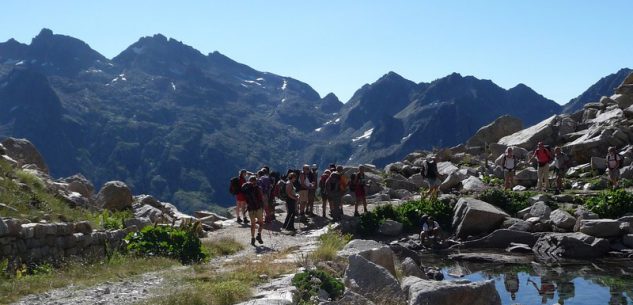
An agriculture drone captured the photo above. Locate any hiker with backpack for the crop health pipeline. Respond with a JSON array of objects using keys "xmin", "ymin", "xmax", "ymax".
[
  {"xmin": 423, "ymin": 155, "xmax": 440, "ymax": 200},
  {"xmin": 326, "ymin": 168, "xmax": 344, "ymax": 221},
  {"xmin": 230, "ymin": 169, "xmax": 250, "ymax": 224},
  {"xmin": 257, "ymin": 169, "xmax": 273, "ymax": 223},
  {"xmin": 351, "ymin": 165, "xmax": 368, "ymax": 216},
  {"xmin": 551, "ymin": 146, "xmax": 571, "ymax": 194},
  {"xmin": 606, "ymin": 146, "xmax": 623, "ymax": 189},
  {"xmin": 307, "ymin": 164, "xmax": 318, "ymax": 216},
  {"xmin": 282, "ymin": 172, "xmax": 299, "ymax": 232},
  {"xmin": 241, "ymin": 176, "xmax": 264, "ymax": 246},
  {"xmin": 529, "ymin": 142, "xmax": 553, "ymax": 192},
  {"xmin": 496, "ymin": 147, "xmax": 517, "ymax": 190},
  {"xmin": 318, "ymin": 169, "xmax": 331, "ymax": 218}
]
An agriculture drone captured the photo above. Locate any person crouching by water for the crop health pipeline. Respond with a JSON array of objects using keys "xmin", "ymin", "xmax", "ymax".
[
  {"xmin": 283, "ymin": 172, "xmax": 299, "ymax": 232},
  {"xmin": 419, "ymin": 216, "xmax": 440, "ymax": 243},
  {"xmin": 497, "ymin": 147, "xmax": 516, "ymax": 190}
]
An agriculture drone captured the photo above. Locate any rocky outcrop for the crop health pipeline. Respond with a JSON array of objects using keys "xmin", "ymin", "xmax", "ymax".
[
  {"xmin": 1, "ymin": 138, "xmax": 49, "ymax": 174},
  {"xmin": 498, "ymin": 115, "xmax": 558, "ymax": 149},
  {"xmin": 466, "ymin": 115, "xmax": 523, "ymax": 147},
  {"xmin": 344, "ymin": 254, "xmax": 406, "ymax": 305},
  {"xmin": 96, "ymin": 181, "xmax": 133, "ymax": 211},
  {"xmin": 549, "ymin": 209, "xmax": 576, "ymax": 231},
  {"xmin": 454, "ymin": 229, "xmax": 536, "ymax": 249},
  {"xmin": 401, "ymin": 276, "xmax": 501, "ymax": 305},
  {"xmin": 452, "ymin": 198, "xmax": 509, "ymax": 239},
  {"xmin": 532, "ymin": 232, "xmax": 610, "ymax": 260},
  {"xmin": 578, "ymin": 219, "xmax": 624, "ymax": 238}
]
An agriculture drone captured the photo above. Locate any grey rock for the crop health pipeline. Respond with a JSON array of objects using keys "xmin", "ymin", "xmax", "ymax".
[
  {"xmin": 1, "ymin": 138, "xmax": 49, "ymax": 174},
  {"xmin": 437, "ymin": 162, "xmax": 459, "ymax": 177},
  {"xmin": 408, "ymin": 173, "xmax": 428, "ymax": 188},
  {"xmin": 621, "ymin": 166, "xmax": 633, "ymax": 179},
  {"xmin": 440, "ymin": 171, "xmax": 466, "ymax": 193},
  {"xmin": 448, "ymin": 252, "xmax": 533, "ymax": 264},
  {"xmin": 579, "ymin": 219, "xmax": 623, "ymax": 238},
  {"xmin": 498, "ymin": 115, "xmax": 558, "ymax": 150},
  {"xmin": 623, "ymin": 234, "xmax": 633, "ymax": 248},
  {"xmin": 550, "ymin": 209, "xmax": 576, "ymax": 231},
  {"xmin": 344, "ymin": 254, "xmax": 406, "ymax": 305},
  {"xmin": 321, "ymin": 290, "xmax": 376, "ymax": 305},
  {"xmin": 514, "ymin": 168, "xmax": 538, "ymax": 187},
  {"xmin": 503, "ymin": 218, "xmax": 533, "ymax": 232},
  {"xmin": 63, "ymin": 174, "xmax": 95, "ymax": 199},
  {"xmin": 401, "ymin": 276, "xmax": 501, "ymax": 305},
  {"xmin": 401, "ymin": 257, "xmax": 426, "ymax": 279},
  {"xmin": 533, "ymin": 232, "xmax": 610, "ymax": 260},
  {"xmin": 96, "ymin": 181, "xmax": 133, "ymax": 211},
  {"xmin": 379, "ymin": 220, "xmax": 403, "ymax": 237},
  {"xmin": 455, "ymin": 229, "xmax": 536, "ymax": 249},
  {"xmin": 338, "ymin": 239, "xmax": 384, "ymax": 257},
  {"xmin": 123, "ymin": 217, "xmax": 151, "ymax": 230},
  {"xmin": 461, "ymin": 177, "xmax": 488, "ymax": 192},
  {"xmin": 466, "ymin": 115, "xmax": 523, "ymax": 148},
  {"xmin": 529, "ymin": 201, "xmax": 552, "ymax": 219},
  {"xmin": 591, "ymin": 157, "xmax": 607, "ymax": 172},
  {"xmin": 385, "ymin": 178, "xmax": 419, "ymax": 192},
  {"xmin": 452, "ymin": 198, "xmax": 509, "ymax": 239},
  {"xmin": 134, "ymin": 204, "xmax": 165, "ymax": 223}
]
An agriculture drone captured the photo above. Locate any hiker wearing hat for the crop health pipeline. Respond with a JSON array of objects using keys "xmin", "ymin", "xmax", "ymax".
[
  {"xmin": 606, "ymin": 146, "xmax": 623, "ymax": 189},
  {"xmin": 529, "ymin": 142, "xmax": 553, "ymax": 192}
]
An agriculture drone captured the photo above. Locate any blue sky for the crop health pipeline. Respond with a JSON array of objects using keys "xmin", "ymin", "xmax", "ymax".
[{"xmin": 2, "ymin": 1, "xmax": 632, "ymax": 104}]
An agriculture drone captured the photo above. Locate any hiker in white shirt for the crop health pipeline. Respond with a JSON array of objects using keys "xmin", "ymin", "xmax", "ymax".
[{"xmin": 496, "ymin": 147, "xmax": 516, "ymax": 190}]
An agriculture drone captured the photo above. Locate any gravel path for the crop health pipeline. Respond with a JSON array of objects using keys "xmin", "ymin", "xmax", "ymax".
[{"xmin": 11, "ymin": 202, "xmax": 369, "ymax": 305}]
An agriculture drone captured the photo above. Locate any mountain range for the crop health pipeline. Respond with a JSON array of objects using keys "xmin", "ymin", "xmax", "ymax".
[{"xmin": 0, "ymin": 29, "xmax": 628, "ymax": 212}]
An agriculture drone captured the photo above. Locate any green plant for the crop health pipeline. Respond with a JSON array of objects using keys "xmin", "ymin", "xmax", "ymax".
[
  {"xmin": 620, "ymin": 178, "xmax": 633, "ymax": 188},
  {"xmin": 481, "ymin": 175, "xmax": 503, "ymax": 186},
  {"xmin": 358, "ymin": 198, "xmax": 453, "ymax": 236},
  {"xmin": 311, "ymin": 228, "xmax": 352, "ymax": 262},
  {"xmin": 584, "ymin": 189, "xmax": 633, "ymax": 219},
  {"xmin": 292, "ymin": 269, "xmax": 344, "ymax": 304},
  {"xmin": 477, "ymin": 189, "xmax": 535, "ymax": 216},
  {"xmin": 203, "ymin": 237, "xmax": 243, "ymax": 257},
  {"xmin": 125, "ymin": 225, "xmax": 208, "ymax": 264},
  {"xmin": 99, "ymin": 209, "xmax": 133, "ymax": 230}
]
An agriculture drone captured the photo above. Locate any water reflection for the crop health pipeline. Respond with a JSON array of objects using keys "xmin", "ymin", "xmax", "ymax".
[{"xmin": 422, "ymin": 253, "xmax": 633, "ymax": 305}]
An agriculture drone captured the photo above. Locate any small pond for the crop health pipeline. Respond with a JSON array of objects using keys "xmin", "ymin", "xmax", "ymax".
[{"xmin": 423, "ymin": 253, "xmax": 633, "ymax": 305}]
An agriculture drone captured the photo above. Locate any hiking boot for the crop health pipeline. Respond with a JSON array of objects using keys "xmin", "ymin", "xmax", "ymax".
[
  {"xmin": 256, "ymin": 234, "xmax": 263, "ymax": 244},
  {"xmin": 243, "ymin": 217, "xmax": 250, "ymax": 224},
  {"xmin": 237, "ymin": 217, "xmax": 243, "ymax": 224},
  {"xmin": 354, "ymin": 211, "xmax": 360, "ymax": 217},
  {"xmin": 251, "ymin": 237, "xmax": 256, "ymax": 246}
]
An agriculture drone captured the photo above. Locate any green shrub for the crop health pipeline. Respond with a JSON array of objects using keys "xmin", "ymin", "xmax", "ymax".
[
  {"xmin": 100, "ymin": 209, "xmax": 133, "ymax": 230},
  {"xmin": 311, "ymin": 228, "xmax": 352, "ymax": 262},
  {"xmin": 292, "ymin": 269, "xmax": 344, "ymax": 304},
  {"xmin": 584, "ymin": 189, "xmax": 633, "ymax": 219},
  {"xmin": 358, "ymin": 198, "xmax": 453, "ymax": 236},
  {"xmin": 125, "ymin": 225, "xmax": 208, "ymax": 264},
  {"xmin": 482, "ymin": 175, "xmax": 503, "ymax": 187},
  {"xmin": 477, "ymin": 189, "xmax": 535, "ymax": 216}
]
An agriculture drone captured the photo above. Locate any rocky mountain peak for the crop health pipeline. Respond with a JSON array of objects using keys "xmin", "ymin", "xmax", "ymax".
[{"xmin": 319, "ymin": 92, "xmax": 343, "ymax": 113}]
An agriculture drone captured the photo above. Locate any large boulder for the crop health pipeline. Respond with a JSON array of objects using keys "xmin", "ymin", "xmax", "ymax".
[
  {"xmin": 62, "ymin": 174, "xmax": 95, "ymax": 199},
  {"xmin": 400, "ymin": 257, "xmax": 426, "ymax": 279},
  {"xmin": 401, "ymin": 276, "xmax": 501, "ymax": 305},
  {"xmin": 529, "ymin": 202, "xmax": 552, "ymax": 219},
  {"xmin": 379, "ymin": 220, "xmax": 403, "ymax": 237},
  {"xmin": 532, "ymin": 232, "xmax": 610, "ymax": 260},
  {"xmin": 549, "ymin": 209, "xmax": 576, "ymax": 231},
  {"xmin": 96, "ymin": 181, "xmax": 133, "ymax": 211},
  {"xmin": 1, "ymin": 138, "xmax": 49, "ymax": 174},
  {"xmin": 621, "ymin": 166, "xmax": 633, "ymax": 179},
  {"xmin": 452, "ymin": 198, "xmax": 510, "ymax": 239},
  {"xmin": 385, "ymin": 178, "xmax": 419, "ymax": 192},
  {"xmin": 514, "ymin": 168, "xmax": 538, "ymax": 187},
  {"xmin": 344, "ymin": 254, "xmax": 406, "ymax": 305},
  {"xmin": 338, "ymin": 239, "xmax": 384, "ymax": 257},
  {"xmin": 134, "ymin": 204, "xmax": 166, "ymax": 223},
  {"xmin": 466, "ymin": 115, "xmax": 523, "ymax": 148},
  {"xmin": 440, "ymin": 171, "xmax": 467, "ymax": 192},
  {"xmin": 437, "ymin": 162, "xmax": 459, "ymax": 177},
  {"xmin": 578, "ymin": 219, "xmax": 623, "ymax": 238},
  {"xmin": 460, "ymin": 177, "xmax": 488, "ymax": 192},
  {"xmin": 498, "ymin": 115, "xmax": 558, "ymax": 149},
  {"xmin": 455, "ymin": 229, "xmax": 537, "ymax": 249}
]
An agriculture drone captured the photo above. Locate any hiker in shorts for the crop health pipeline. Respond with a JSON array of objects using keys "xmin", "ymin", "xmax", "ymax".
[
  {"xmin": 529, "ymin": 142, "xmax": 553, "ymax": 192},
  {"xmin": 353, "ymin": 165, "xmax": 368, "ymax": 216},
  {"xmin": 283, "ymin": 172, "xmax": 299, "ymax": 232},
  {"xmin": 242, "ymin": 176, "xmax": 264, "ymax": 246},
  {"xmin": 318, "ymin": 170, "xmax": 331, "ymax": 217},
  {"xmin": 423, "ymin": 155, "xmax": 440, "ymax": 199},
  {"xmin": 497, "ymin": 147, "xmax": 516, "ymax": 190},
  {"xmin": 298, "ymin": 164, "xmax": 312, "ymax": 222},
  {"xmin": 307, "ymin": 164, "xmax": 318, "ymax": 216},
  {"xmin": 606, "ymin": 146, "xmax": 623, "ymax": 189},
  {"xmin": 419, "ymin": 216, "xmax": 440, "ymax": 243},
  {"xmin": 257, "ymin": 170, "xmax": 273, "ymax": 223},
  {"xmin": 235, "ymin": 169, "xmax": 249, "ymax": 224},
  {"xmin": 551, "ymin": 147, "xmax": 571, "ymax": 194}
]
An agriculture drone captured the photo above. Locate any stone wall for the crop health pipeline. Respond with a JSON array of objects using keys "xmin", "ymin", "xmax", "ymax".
[{"xmin": 0, "ymin": 217, "xmax": 129, "ymax": 264}]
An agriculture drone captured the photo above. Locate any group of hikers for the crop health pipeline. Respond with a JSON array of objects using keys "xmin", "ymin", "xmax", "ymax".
[
  {"xmin": 497, "ymin": 142, "xmax": 624, "ymax": 193},
  {"xmin": 228, "ymin": 163, "xmax": 376, "ymax": 245}
]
